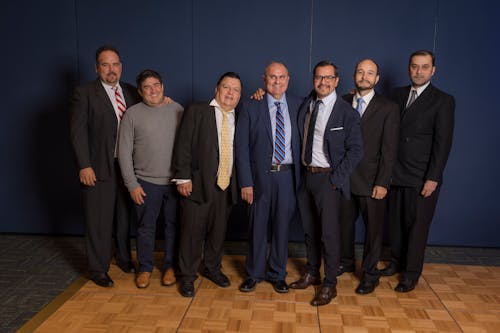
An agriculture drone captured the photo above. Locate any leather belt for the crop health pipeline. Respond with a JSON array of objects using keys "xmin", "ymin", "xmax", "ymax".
[
  {"xmin": 307, "ymin": 166, "xmax": 333, "ymax": 173},
  {"xmin": 270, "ymin": 164, "xmax": 294, "ymax": 172}
]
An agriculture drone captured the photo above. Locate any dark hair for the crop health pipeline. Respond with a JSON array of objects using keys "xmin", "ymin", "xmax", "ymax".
[
  {"xmin": 313, "ymin": 60, "xmax": 338, "ymax": 77},
  {"xmin": 95, "ymin": 45, "xmax": 120, "ymax": 64},
  {"xmin": 216, "ymin": 71, "xmax": 242, "ymax": 88},
  {"xmin": 354, "ymin": 59, "xmax": 379, "ymax": 75},
  {"xmin": 136, "ymin": 69, "xmax": 163, "ymax": 88},
  {"xmin": 409, "ymin": 50, "xmax": 435, "ymax": 66}
]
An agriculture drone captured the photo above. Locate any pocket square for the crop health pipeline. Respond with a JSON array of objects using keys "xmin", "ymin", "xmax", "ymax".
[{"xmin": 330, "ymin": 127, "xmax": 344, "ymax": 131}]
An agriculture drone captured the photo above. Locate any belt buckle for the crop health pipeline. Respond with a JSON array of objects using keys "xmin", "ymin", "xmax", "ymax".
[{"xmin": 271, "ymin": 164, "xmax": 281, "ymax": 172}]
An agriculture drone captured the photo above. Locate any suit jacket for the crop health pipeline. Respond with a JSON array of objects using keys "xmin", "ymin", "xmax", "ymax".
[
  {"xmin": 70, "ymin": 79, "xmax": 140, "ymax": 180},
  {"xmin": 298, "ymin": 93, "xmax": 364, "ymax": 199},
  {"xmin": 390, "ymin": 83, "xmax": 455, "ymax": 188},
  {"xmin": 235, "ymin": 93, "xmax": 302, "ymax": 198},
  {"xmin": 173, "ymin": 102, "xmax": 238, "ymax": 204},
  {"xmin": 343, "ymin": 93, "xmax": 400, "ymax": 196}
]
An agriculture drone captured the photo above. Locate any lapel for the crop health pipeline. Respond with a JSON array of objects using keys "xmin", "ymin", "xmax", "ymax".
[
  {"xmin": 362, "ymin": 93, "xmax": 381, "ymax": 123},
  {"xmin": 94, "ymin": 79, "xmax": 116, "ymax": 118},
  {"xmin": 205, "ymin": 104, "xmax": 220, "ymax": 156},
  {"xmin": 325, "ymin": 97, "xmax": 343, "ymax": 130},
  {"xmin": 261, "ymin": 94, "xmax": 273, "ymax": 143},
  {"xmin": 401, "ymin": 83, "xmax": 435, "ymax": 121},
  {"xmin": 120, "ymin": 82, "xmax": 136, "ymax": 108}
]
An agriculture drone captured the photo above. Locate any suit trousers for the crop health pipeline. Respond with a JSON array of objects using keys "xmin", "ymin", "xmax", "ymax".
[
  {"xmin": 178, "ymin": 186, "xmax": 232, "ymax": 282},
  {"xmin": 246, "ymin": 168, "xmax": 295, "ymax": 281},
  {"xmin": 134, "ymin": 179, "xmax": 178, "ymax": 273},
  {"xmin": 82, "ymin": 159, "xmax": 132, "ymax": 276},
  {"xmin": 387, "ymin": 186, "xmax": 440, "ymax": 280},
  {"xmin": 297, "ymin": 171, "xmax": 341, "ymax": 287},
  {"xmin": 339, "ymin": 194, "xmax": 387, "ymax": 281}
]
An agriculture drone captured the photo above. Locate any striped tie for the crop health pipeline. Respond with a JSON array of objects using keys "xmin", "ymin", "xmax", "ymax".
[
  {"xmin": 274, "ymin": 102, "xmax": 285, "ymax": 164},
  {"xmin": 217, "ymin": 110, "xmax": 231, "ymax": 190},
  {"xmin": 113, "ymin": 86, "xmax": 126, "ymax": 119}
]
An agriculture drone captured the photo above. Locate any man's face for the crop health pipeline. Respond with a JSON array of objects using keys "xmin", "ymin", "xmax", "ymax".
[
  {"xmin": 263, "ymin": 63, "xmax": 289, "ymax": 100},
  {"xmin": 354, "ymin": 60, "xmax": 379, "ymax": 93},
  {"xmin": 215, "ymin": 77, "xmax": 242, "ymax": 111},
  {"xmin": 313, "ymin": 65, "xmax": 339, "ymax": 99},
  {"xmin": 96, "ymin": 50, "xmax": 122, "ymax": 85},
  {"xmin": 409, "ymin": 54, "xmax": 435, "ymax": 87},
  {"xmin": 139, "ymin": 77, "xmax": 164, "ymax": 107}
]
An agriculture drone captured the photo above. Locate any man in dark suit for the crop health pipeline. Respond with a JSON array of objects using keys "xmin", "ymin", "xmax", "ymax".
[
  {"xmin": 235, "ymin": 62, "xmax": 302, "ymax": 294},
  {"xmin": 70, "ymin": 45, "xmax": 140, "ymax": 287},
  {"xmin": 173, "ymin": 72, "xmax": 242, "ymax": 297},
  {"xmin": 380, "ymin": 50, "xmax": 455, "ymax": 293},
  {"xmin": 289, "ymin": 61, "xmax": 363, "ymax": 306},
  {"xmin": 338, "ymin": 59, "xmax": 399, "ymax": 294}
]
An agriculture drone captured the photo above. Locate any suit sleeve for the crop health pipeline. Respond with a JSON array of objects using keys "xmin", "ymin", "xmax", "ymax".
[
  {"xmin": 69, "ymin": 86, "xmax": 91, "ymax": 170},
  {"xmin": 117, "ymin": 112, "xmax": 139, "ymax": 192},
  {"xmin": 374, "ymin": 102, "xmax": 400, "ymax": 188},
  {"xmin": 173, "ymin": 105, "xmax": 196, "ymax": 180},
  {"xmin": 234, "ymin": 102, "xmax": 253, "ymax": 188},
  {"xmin": 425, "ymin": 94, "xmax": 455, "ymax": 182}
]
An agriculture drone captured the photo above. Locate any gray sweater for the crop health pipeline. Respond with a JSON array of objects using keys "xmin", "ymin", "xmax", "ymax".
[{"xmin": 118, "ymin": 101, "xmax": 184, "ymax": 192}]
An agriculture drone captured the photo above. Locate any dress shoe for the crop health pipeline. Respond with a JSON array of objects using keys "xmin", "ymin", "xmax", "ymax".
[
  {"xmin": 268, "ymin": 279, "xmax": 289, "ymax": 294},
  {"xmin": 91, "ymin": 273, "xmax": 114, "ymax": 287},
  {"xmin": 162, "ymin": 268, "xmax": 176, "ymax": 286},
  {"xmin": 336, "ymin": 264, "xmax": 355, "ymax": 276},
  {"xmin": 239, "ymin": 277, "xmax": 258, "ymax": 292},
  {"xmin": 117, "ymin": 262, "xmax": 136, "ymax": 274},
  {"xmin": 289, "ymin": 272, "xmax": 322, "ymax": 289},
  {"xmin": 135, "ymin": 272, "xmax": 151, "ymax": 288},
  {"xmin": 379, "ymin": 263, "xmax": 399, "ymax": 276},
  {"xmin": 311, "ymin": 285, "xmax": 337, "ymax": 306},
  {"xmin": 201, "ymin": 268, "xmax": 230, "ymax": 287},
  {"xmin": 179, "ymin": 280, "xmax": 195, "ymax": 297},
  {"xmin": 395, "ymin": 278, "xmax": 417, "ymax": 293},
  {"xmin": 355, "ymin": 279, "xmax": 379, "ymax": 295}
]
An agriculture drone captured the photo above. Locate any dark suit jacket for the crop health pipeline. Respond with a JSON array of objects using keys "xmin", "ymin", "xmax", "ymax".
[
  {"xmin": 343, "ymin": 93, "xmax": 400, "ymax": 196},
  {"xmin": 391, "ymin": 84, "xmax": 455, "ymax": 188},
  {"xmin": 173, "ymin": 102, "xmax": 238, "ymax": 204},
  {"xmin": 235, "ymin": 93, "xmax": 302, "ymax": 198},
  {"xmin": 298, "ymin": 93, "xmax": 364, "ymax": 199},
  {"xmin": 70, "ymin": 79, "xmax": 140, "ymax": 180}
]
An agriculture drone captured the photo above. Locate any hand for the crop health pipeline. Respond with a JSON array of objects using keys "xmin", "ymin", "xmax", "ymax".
[
  {"xmin": 250, "ymin": 88, "xmax": 265, "ymax": 100},
  {"xmin": 241, "ymin": 186, "xmax": 254, "ymax": 205},
  {"xmin": 79, "ymin": 167, "xmax": 96, "ymax": 186},
  {"xmin": 177, "ymin": 181, "xmax": 192, "ymax": 197},
  {"xmin": 162, "ymin": 96, "xmax": 173, "ymax": 104},
  {"xmin": 371, "ymin": 185, "xmax": 388, "ymax": 200},
  {"xmin": 421, "ymin": 180, "xmax": 438, "ymax": 198},
  {"xmin": 130, "ymin": 186, "xmax": 146, "ymax": 205}
]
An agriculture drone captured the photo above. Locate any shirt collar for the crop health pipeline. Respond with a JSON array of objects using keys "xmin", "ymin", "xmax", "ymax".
[
  {"xmin": 412, "ymin": 81, "xmax": 431, "ymax": 96},
  {"xmin": 355, "ymin": 89, "xmax": 375, "ymax": 105},
  {"xmin": 210, "ymin": 98, "xmax": 235, "ymax": 114}
]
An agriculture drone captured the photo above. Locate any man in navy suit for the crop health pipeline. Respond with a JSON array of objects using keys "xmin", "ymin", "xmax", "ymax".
[
  {"xmin": 235, "ymin": 62, "xmax": 302, "ymax": 294},
  {"xmin": 380, "ymin": 50, "xmax": 455, "ymax": 293},
  {"xmin": 289, "ymin": 61, "xmax": 363, "ymax": 306},
  {"xmin": 70, "ymin": 46, "xmax": 140, "ymax": 287},
  {"xmin": 339, "ymin": 59, "xmax": 399, "ymax": 294}
]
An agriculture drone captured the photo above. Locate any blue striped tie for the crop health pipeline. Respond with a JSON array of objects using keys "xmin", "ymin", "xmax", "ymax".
[{"xmin": 274, "ymin": 102, "xmax": 285, "ymax": 164}]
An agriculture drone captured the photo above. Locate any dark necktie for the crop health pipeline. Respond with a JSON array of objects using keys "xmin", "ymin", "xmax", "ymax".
[
  {"xmin": 274, "ymin": 102, "xmax": 285, "ymax": 164},
  {"xmin": 304, "ymin": 100, "xmax": 322, "ymax": 165},
  {"xmin": 406, "ymin": 89, "xmax": 417, "ymax": 108}
]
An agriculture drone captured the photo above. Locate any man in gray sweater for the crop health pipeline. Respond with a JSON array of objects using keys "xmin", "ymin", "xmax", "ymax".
[{"xmin": 118, "ymin": 69, "xmax": 183, "ymax": 288}]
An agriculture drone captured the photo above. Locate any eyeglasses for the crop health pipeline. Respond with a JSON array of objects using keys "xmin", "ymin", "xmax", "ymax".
[{"xmin": 313, "ymin": 75, "xmax": 337, "ymax": 81}]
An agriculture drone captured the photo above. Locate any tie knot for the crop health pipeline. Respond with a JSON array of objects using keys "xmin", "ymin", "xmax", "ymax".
[
  {"xmin": 274, "ymin": 101, "xmax": 281, "ymax": 108},
  {"xmin": 357, "ymin": 97, "xmax": 364, "ymax": 105}
]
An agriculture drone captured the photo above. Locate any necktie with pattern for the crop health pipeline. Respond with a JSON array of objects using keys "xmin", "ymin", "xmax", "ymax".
[
  {"xmin": 274, "ymin": 101, "xmax": 285, "ymax": 164},
  {"xmin": 217, "ymin": 110, "xmax": 231, "ymax": 190},
  {"xmin": 113, "ymin": 86, "xmax": 126, "ymax": 119}
]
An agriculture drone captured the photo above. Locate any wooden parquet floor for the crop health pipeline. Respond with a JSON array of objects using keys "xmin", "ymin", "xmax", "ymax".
[{"xmin": 28, "ymin": 255, "xmax": 500, "ymax": 333}]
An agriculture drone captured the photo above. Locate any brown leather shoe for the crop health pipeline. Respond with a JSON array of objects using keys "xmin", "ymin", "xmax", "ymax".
[
  {"xmin": 135, "ymin": 272, "xmax": 151, "ymax": 288},
  {"xmin": 162, "ymin": 268, "xmax": 176, "ymax": 286},
  {"xmin": 311, "ymin": 285, "xmax": 337, "ymax": 306},
  {"xmin": 289, "ymin": 272, "xmax": 322, "ymax": 289}
]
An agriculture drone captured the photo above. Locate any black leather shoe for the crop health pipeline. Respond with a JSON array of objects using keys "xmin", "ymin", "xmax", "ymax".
[
  {"xmin": 91, "ymin": 273, "xmax": 114, "ymax": 287},
  {"xmin": 355, "ymin": 279, "xmax": 379, "ymax": 295},
  {"xmin": 179, "ymin": 280, "xmax": 195, "ymax": 297},
  {"xmin": 379, "ymin": 263, "xmax": 399, "ymax": 276},
  {"xmin": 289, "ymin": 272, "xmax": 322, "ymax": 289},
  {"xmin": 268, "ymin": 279, "xmax": 289, "ymax": 293},
  {"xmin": 311, "ymin": 285, "xmax": 337, "ymax": 306},
  {"xmin": 336, "ymin": 264, "xmax": 355, "ymax": 276},
  {"xmin": 239, "ymin": 277, "xmax": 258, "ymax": 292},
  {"xmin": 201, "ymin": 269, "xmax": 230, "ymax": 287},
  {"xmin": 117, "ymin": 262, "xmax": 136, "ymax": 274},
  {"xmin": 395, "ymin": 278, "xmax": 417, "ymax": 293}
]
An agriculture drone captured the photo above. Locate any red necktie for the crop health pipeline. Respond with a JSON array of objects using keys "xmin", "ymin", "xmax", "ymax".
[{"xmin": 113, "ymin": 86, "xmax": 126, "ymax": 119}]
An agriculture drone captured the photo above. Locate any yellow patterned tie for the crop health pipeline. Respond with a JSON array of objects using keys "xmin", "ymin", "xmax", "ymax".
[{"xmin": 217, "ymin": 110, "xmax": 231, "ymax": 190}]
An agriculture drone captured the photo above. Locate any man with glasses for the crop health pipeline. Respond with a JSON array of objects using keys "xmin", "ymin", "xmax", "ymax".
[
  {"xmin": 288, "ymin": 61, "xmax": 363, "ymax": 306},
  {"xmin": 235, "ymin": 62, "xmax": 302, "ymax": 294}
]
